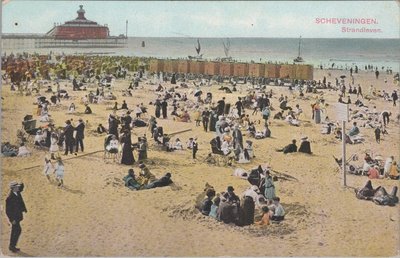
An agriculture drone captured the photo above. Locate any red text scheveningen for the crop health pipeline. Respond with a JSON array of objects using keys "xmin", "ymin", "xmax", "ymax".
[{"xmin": 315, "ymin": 18, "xmax": 378, "ymax": 24}]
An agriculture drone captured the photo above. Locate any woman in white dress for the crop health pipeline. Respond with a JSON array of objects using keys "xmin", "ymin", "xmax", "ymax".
[
  {"xmin": 221, "ymin": 140, "xmax": 231, "ymax": 156},
  {"xmin": 43, "ymin": 157, "xmax": 53, "ymax": 181},
  {"xmin": 49, "ymin": 133, "xmax": 59, "ymax": 159},
  {"xmin": 54, "ymin": 158, "xmax": 65, "ymax": 187},
  {"xmin": 68, "ymin": 103, "xmax": 76, "ymax": 113}
]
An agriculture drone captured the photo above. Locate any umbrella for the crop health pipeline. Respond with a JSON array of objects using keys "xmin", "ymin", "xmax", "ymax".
[
  {"xmin": 340, "ymin": 75, "xmax": 346, "ymax": 79},
  {"xmin": 194, "ymin": 90, "xmax": 203, "ymax": 97}
]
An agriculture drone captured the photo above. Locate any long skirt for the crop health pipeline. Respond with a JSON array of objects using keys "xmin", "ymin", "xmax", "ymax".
[{"xmin": 121, "ymin": 144, "xmax": 135, "ymax": 165}]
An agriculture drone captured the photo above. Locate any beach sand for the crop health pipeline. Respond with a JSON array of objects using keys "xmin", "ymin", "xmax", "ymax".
[{"xmin": 1, "ymin": 68, "xmax": 399, "ymax": 256}]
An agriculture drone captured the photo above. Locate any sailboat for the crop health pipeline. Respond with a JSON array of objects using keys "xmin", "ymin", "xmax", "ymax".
[
  {"xmin": 293, "ymin": 36, "xmax": 304, "ymax": 63},
  {"xmin": 221, "ymin": 38, "xmax": 233, "ymax": 62},
  {"xmin": 188, "ymin": 38, "xmax": 204, "ymax": 60}
]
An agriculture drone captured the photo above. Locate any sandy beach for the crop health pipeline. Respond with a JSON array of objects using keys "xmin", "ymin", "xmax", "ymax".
[{"xmin": 1, "ymin": 67, "xmax": 399, "ymax": 257}]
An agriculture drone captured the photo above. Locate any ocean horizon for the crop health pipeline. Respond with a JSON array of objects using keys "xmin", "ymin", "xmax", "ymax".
[{"xmin": 2, "ymin": 37, "xmax": 400, "ymax": 72}]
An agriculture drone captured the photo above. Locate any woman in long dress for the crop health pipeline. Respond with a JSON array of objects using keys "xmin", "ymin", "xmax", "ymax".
[
  {"xmin": 120, "ymin": 130, "xmax": 135, "ymax": 165},
  {"xmin": 49, "ymin": 133, "xmax": 59, "ymax": 159},
  {"xmin": 264, "ymin": 171, "xmax": 276, "ymax": 201}
]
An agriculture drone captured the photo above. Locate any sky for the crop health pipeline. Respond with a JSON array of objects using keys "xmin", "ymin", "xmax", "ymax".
[{"xmin": 1, "ymin": 1, "xmax": 399, "ymax": 38}]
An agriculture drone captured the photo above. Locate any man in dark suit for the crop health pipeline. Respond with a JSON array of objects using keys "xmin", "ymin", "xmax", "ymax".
[
  {"xmin": 217, "ymin": 97, "xmax": 225, "ymax": 116},
  {"xmin": 75, "ymin": 118, "xmax": 85, "ymax": 153},
  {"xmin": 64, "ymin": 120, "xmax": 75, "ymax": 155},
  {"xmin": 192, "ymin": 138, "xmax": 198, "ymax": 159},
  {"xmin": 6, "ymin": 181, "xmax": 27, "ymax": 253},
  {"xmin": 276, "ymin": 139, "xmax": 298, "ymax": 154}
]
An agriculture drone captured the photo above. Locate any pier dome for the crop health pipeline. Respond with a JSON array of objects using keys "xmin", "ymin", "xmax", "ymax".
[{"xmin": 46, "ymin": 5, "xmax": 110, "ymax": 40}]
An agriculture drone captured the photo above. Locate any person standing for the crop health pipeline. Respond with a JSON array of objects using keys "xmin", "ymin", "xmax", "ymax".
[
  {"xmin": 154, "ymin": 99, "xmax": 162, "ymax": 118},
  {"xmin": 391, "ymin": 90, "xmax": 398, "ymax": 106},
  {"xmin": 357, "ymin": 84, "xmax": 363, "ymax": 98},
  {"xmin": 264, "ymin": 171, "xmax": 276, "ymax": 201},
  {"xmin": 192, "ymin": 138, "xmax": 198, "ymax": 159},
  {"xmin": 232, "ymin": 124, "xmax": 243, "ymax": 150},
  {"xmin": 235, "ymin": 97, "xmax": 244, "ymax": 117},
  {"xmin": 217, "ymin": 97, "xmax": 225, "ymax": 116},
  {"xmin": 54, "ymin": 158, "xmax": 65, "ymax": 187},
  {"xmin": 374, "ymin": 126, "xmax": 381, "ymax": 143},
  {"xmin": 161, "ymin": 99, "xmax": 168, "ymax": 119},
  {"xmin": 63, "ymin": 120, "xmax": 74, "ymax": 155},
  {"xmin": 201, "ymin": 107, "xmax": 210, "ymax": 132},
  {"xmin": 75, "ymin": 118, "xmax": 85, "ymax": 153},
  {"xmin": 6, "ymin": 181, "xmax": 27, "ymax": 253},
  {"xmin": 43, "ymin": 157, "xmax": 53, "ymax": 181},
  {"xmin": 375, "ymin": 70, "xmax": 379, "ymax": 79},
  {"xmin": 120, "ymin": 130, "xmax": 135, "ymax": 165},
  {"xmin": 108, "ymin": 114, "xmax": 119, "ymax": 139}
]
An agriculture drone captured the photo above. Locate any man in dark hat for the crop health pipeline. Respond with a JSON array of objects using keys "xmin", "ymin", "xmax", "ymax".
[
  {"xmin": 74, "ymin": 118, "xmax": 85, "ymax": 153},
  {"xmin": 63, "ymin": 120, "xmax": 74, "ymax": 155},
  {"xmin": 235, "ymin": 97, "xmax": 244, "ymax": 117},
  {"xmin": 6, "ymin": 181, "xmax": 27, "ymax": 253},
  {"xmin": 192, "ymin": 138, "xmax": 198, "ymax": 159}
]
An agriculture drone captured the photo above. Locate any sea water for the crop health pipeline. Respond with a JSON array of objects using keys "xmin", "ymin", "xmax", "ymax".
[{"xmin": 2, "ymin": 37, "xmax": 400, "ymax": 72}]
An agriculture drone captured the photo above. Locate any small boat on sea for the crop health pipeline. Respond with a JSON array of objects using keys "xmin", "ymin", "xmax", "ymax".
[
  {"xmin": 188, "ymin": 38, "xmax": 204, "ymax": 60},
  {"xmin": 215, "ymin": 38, "xmax": 233, "ymax": 62},
  {"xmin": 293, "ymin": 36, "xmax": 304, "ymax": 63}
]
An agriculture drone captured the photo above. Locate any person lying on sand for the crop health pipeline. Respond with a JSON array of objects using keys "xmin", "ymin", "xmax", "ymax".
[
  {"xmin": 123, "ymin": 169, "xmax": 141, "ymax": 191},
  {"xmin": 143, "ymin": 172, "xmax": 173, "ymax": 190},
  {"xmin": 276, "ymin": 139, "xmax": 297, "ymax": 154}
]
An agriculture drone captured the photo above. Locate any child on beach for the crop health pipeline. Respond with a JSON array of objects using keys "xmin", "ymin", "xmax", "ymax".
[
  {"xmin": 54, "ymin": 158, "xmax": 65, "ymax": 187},
  {"xmin": 255, "ymin": 206, "xmax": 271, "ymax": 226},
  {"xmin": 43, "ymin": 158, "xmax": 53, "ymax": 181}
]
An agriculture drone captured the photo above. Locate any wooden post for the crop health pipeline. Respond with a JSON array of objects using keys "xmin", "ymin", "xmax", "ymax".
[{"xmin": 342, "ymin": 120, "xmax": 346, "ymax": 187}]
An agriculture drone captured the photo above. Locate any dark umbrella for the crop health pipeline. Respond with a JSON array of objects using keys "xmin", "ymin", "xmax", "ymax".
[
  {"xmin": 194, "ymin": 90, "xmax": 203, "ymax": 97},
  {"xmin": 340, "ymin": 75, "xmax": 346, "ymax": 79}
]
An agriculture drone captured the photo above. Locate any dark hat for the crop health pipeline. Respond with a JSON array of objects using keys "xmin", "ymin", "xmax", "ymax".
[
  {"xmin": 139, "ymin": 163, "xmax": 145, "ymax": 168},
  {"xmin": 227, "ymin": 186, "xmax": 234, "ymax": 191},
  {"xmin": 165, "ymin": 172, "xmax": 171, "ymax": 177}
]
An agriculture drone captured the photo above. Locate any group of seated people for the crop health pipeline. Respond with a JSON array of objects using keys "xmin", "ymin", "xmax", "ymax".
[
  {"xmin": 209, "ymin": 135, "xmax": 254, "ymax": 163},
  {"xmin": 355, "ymin": 180, "xmax": 398, "ymax": 206},
  {"xmin": 198, "ymin": 185, "xmax": 285, "ymax": 226},
  {"xmin": 276, "ymin": 137, "xmax": 312, "ymax": 154},
  {"xmin": 1, "ymin": 142, "xmax": 19, "ymax": 157},
  {"xmin": 123, "ymin": 164, "xmax": 173, "ymax": 190},
  {"xmin": 362, "ymin": 154, "xmax": 399, "ymax": 180},
  {"xmin": 248, "ymin": 123, "xmax": 271, "ymax": 139},
  {"xmin": 173, "ymin": 110, "xmax": 191, "ymax": 122}
]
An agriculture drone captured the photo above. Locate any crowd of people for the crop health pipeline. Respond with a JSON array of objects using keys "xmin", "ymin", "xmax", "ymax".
[{"xmin": 2, "ymin": 52, "xmax": 399, "ymax": 254}]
